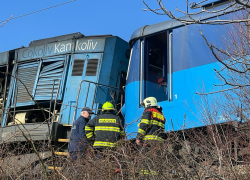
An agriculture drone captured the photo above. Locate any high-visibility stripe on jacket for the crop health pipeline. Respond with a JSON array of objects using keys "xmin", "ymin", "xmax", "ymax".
[
  {"xmin": 136, "ymin": 107, "xmax": 166, "ymax": 142},
  {"xmin": 143, "ymin": 135, "xmax": 164, "ymax": 142},
  {"xmin": 93, "ymin": 141, "xmax": 117, "ymax": 148},
  {"xmin": 140, "ymin": 169, "xmax": 157, "ymax": 175},
  {"xmin": 85, "ymin": 111, "xmax": 125, "ymax": 148}
]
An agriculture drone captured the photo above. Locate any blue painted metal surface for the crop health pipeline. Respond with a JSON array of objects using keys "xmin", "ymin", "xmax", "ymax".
[
  {"xmin": 2, "ymin": 65, "xmax": 17, "ymax": 126},
  {"xmin": 124, "ymin": 9, "xmax": 235, "ymax": 138},
  {"xmin": 2, "ymin": 34, "xmax": 129, "ymax": 128},
  {"xmin": 124, "ymin": 62, "xmax": 222, "ymax": 138},
  {"xmin": 59, "ymin": 53, "xmax": 103, "ymax": 125},
  {"xmin": 59, "ymin": 36, "xmax": 129, "ymax": 125}
]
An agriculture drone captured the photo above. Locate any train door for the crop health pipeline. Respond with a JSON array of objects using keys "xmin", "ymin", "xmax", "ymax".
[
  {"xmin": 59, "ymin": 53, "xmax": 87, "ymax": 125},
  {"xmin": 59, "ymin": 53, "xmax": 103, "ymax": 124},
  {"xmin": 77, "ymin": 53, "xmax": 103, "ymax": 111},
  {"xmin": 143, "ymin": 32, "xmax": 169, "ymax": 103}
]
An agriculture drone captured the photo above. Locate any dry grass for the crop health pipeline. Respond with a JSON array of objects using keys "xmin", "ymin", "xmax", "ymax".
[{"xmin": 1, "ymin": 121, "xmax": 250, "ymax": 180}]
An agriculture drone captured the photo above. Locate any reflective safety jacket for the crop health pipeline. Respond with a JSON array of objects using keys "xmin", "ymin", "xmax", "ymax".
[
  {"xmin": 85, "ymin": 111, "xmax": 125, "ymax": 148},
  {"xmin": 136, "ymin": 107, "xmax": 166, "ymax": 142}
]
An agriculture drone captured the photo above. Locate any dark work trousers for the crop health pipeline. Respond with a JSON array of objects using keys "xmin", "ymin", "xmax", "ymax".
[
  {"xmin": 139, "ymin": 141, "xmax": 163, "ymax": 178},
  {"xmin": 70, "ymin": 151, "xmax": 84, "ymax": 161},
  {"xmin": 69, "ymin": 115, "xmax": 89, "ymax": 161},
  {"xmin": 93, "ymin": 148, "xmax": 123, "ymax": 176},
  {"xmin": 94, "ymin": 148, "xmax": 117, "ymax": 159},
  {"xmin": 69, "ymin": 143, "xmax": 89, "ymax": 162}
]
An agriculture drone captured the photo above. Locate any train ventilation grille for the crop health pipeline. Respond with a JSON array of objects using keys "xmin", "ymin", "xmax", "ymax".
[
  {"xmin": 86, "ymin": 59, "xmax": 98, "ymax": 76},
  {"xmin": 72, "ymin": 59, "xmax": 85, "ymax": 76},
  {"xmin": 16, "ymin": 62, "xmax": 39, "ymax": 103},
  {"xmin": 35, "ymin": 58, "xmax": 65, "ymax": 100}
]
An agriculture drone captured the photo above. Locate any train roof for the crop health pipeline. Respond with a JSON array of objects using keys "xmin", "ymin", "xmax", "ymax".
[
  {"xmin": 129, "ymin": 0, "xmax": 235, "ymax": 46},
  {"xmin": 29, "ymin": 32, "xmax": 113, "ymax": 47}
]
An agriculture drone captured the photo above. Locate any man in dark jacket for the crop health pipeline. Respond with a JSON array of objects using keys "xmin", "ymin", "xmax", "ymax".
[
  {"xmin": 69, "ymin": 107, "xmax": 94, "ymax": 160},
  {"xmin": 85, "ymin": 102, "xmax": 125, "ymax": 149}
]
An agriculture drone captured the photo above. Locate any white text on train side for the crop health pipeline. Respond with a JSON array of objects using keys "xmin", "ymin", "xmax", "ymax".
[
  {"xmin": 75, "ymin": 40, "xmax": 98, "ymax": 51},
  {"xmin": 54, "ymin": 43, "xmax": 73, "ymax": 53}
]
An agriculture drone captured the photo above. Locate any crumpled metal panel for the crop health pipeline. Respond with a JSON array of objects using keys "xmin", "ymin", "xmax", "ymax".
[
  {"xmin": 0, "ymin": 123, "xmax": 53, "ymax": 143},
  {"xmin": 34, "ymin": 56, "xmax": 65, "ymax": 100}
]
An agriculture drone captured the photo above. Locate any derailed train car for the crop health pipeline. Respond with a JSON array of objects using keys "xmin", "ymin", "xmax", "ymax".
[{"xmin": 0, "ymin": 33, "xmax": 129, "ymax": 144}]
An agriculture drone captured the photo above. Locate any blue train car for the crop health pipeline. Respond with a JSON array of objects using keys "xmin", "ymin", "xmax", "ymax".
[
  {"xmin": 123, "ymin": 1, "xmax": 238, "ymax": 138},
  {"xmin": 0, "ymin": 33, "xmax": 129, "ymax": 143}
]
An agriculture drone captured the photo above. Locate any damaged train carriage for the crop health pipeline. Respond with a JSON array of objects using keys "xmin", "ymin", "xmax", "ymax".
[{"xmin": 0, "ymin": 33, "xmax": 129, "ymax": 144}]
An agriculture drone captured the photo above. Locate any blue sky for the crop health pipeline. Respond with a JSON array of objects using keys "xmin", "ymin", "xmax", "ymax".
[{"xmin": 0, "ymin": 0, "xmax": 203, "ymax": 52}]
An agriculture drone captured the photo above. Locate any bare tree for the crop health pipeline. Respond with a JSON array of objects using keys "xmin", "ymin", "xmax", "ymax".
[
  {"xmin": 141, "ymin": 0, "xmax": 250, "ymax": 114},
  {"xmin": 142, "ymin": 0, "xmax": 250, "ymax": 87},
  {"xmin": 0, "ymin": 15, "xmax": 12, "ymax": 27},
  {"xmin": 143, "ymin": 0, "xmax": 250, "ymax": 24}
]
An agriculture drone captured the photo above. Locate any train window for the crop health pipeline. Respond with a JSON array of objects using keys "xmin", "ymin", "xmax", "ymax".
[
  {"xmin": 72, "ymin": 59, "xmax": 85, "ymax": 76},
  {"xmin": 144, "ymin": 32, "xmax": 168, "ymax": 102},
  {"xmin": 86, "ymin": 59, "xmax": 98, "ymax": 76},
  {"xmin": 148, "ymin": 45, "xmax": 163, "ymax": 77},
  {"xmin": 126, "ymin": 40, "xmax": 140, "ymax": 85}
]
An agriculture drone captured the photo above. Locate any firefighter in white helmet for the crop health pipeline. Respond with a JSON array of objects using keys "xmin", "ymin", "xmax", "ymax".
[
  {"xmin": 136, "ymin": 97, "xmax": 166, "ymax": 177},
  {"xmin": 136, "ymin": 97, "xmax": 166, "ymax": 145}
]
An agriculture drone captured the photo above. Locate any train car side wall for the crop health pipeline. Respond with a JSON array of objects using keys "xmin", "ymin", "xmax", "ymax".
[
  {"xmin": 124, "ymin": 23, "xmax": 228, "ymax": 138},
  {"xmin": 95, "ymin": 37, "xmax": 129, "ymax": 108}
]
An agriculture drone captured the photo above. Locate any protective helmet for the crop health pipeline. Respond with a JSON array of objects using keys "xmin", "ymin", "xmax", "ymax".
[
  {"xmin": 141, "ymin": 97, "xmax": 157, "ymax": 108},
  {"xmin": 102, "ymin": 102, "xmax": 115, "ymax": 111}
]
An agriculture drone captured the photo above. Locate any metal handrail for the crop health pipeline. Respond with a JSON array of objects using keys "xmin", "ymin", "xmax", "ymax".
[
  {"xmin": 49, "ymin": 80, "xmax": 56, "ymax": 122},
  {"xmin": 71, "ymin": 80, "xmax": 123, "ymax": 125}
]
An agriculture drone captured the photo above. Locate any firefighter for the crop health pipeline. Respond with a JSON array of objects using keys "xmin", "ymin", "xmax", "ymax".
[
  {"xmin": 85, "ymin": 102, "xmax": 125, "ymax": 150},
  {"xmin": 136, "ymin": 97, "xmax": 166, "ymax": 177},
  {"xmin": 68, "ymin": 107, "xmax": 94, "ymax": 161}
]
